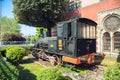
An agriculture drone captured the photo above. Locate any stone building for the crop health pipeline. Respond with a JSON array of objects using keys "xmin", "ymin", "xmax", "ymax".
[{"xmin": 65, "ymin": 0, "xmax": 120, "ymax": 57}]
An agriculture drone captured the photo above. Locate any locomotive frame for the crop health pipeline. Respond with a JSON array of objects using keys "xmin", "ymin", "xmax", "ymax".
[{"xmin": 33, "ymin": 17, "xmax": 105, "ymax": 66}]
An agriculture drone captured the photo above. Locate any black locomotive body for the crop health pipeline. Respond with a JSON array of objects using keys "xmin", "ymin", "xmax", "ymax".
[{"xmin": 33, "ymin": 18, "xmax": 105, "ymax": 65}]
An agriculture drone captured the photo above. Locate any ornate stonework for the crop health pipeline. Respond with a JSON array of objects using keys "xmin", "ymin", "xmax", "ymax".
[
  {"xmin": 97, "ymin": 7, "xmax": 120, "ymax": 56},
  {"xmin": 98, "ymin": 7, "xmax": 120, "ymax": 32},
  {"xmin": 104, "ymin": 16, "xmax": 120, "ymax": 32}
]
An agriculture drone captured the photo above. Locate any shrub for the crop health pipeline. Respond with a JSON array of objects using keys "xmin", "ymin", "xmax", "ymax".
[
  {"xmin": 0, "ymin": 54, "xmax": 19, "ymax": 80},
  {"xmin": 6, "ymin": 46, "xmax": 26, "ymax": 64},
  {"xmin": 37, "ymin": 68, "xmax": 70, "ymax": 80},
  {"xmin": 104, "ymin": 63, "xmax": 120, "ymax": 80}
]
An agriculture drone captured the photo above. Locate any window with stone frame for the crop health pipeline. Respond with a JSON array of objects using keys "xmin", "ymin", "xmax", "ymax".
[
  {"xmin": 103, "ymin": 32, "xmax": 111, "ymax": 51},
  {"xmin": 113, "ymin": 32, "xmax": 120, "ymax": 52}
]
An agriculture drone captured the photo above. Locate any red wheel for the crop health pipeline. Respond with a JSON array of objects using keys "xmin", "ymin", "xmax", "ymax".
[{"xmin": 50, "ymin": 55, "xmax": 60, "ymax": 66}]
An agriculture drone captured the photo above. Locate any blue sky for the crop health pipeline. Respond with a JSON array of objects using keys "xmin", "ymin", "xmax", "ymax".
[{"xmin": 1, "ymin": 0, "xmax": 36, "ymax": 36}]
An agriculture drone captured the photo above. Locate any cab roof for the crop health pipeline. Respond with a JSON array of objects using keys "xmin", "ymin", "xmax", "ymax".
[
  {"xmin": 77, "ymin": 18, "xmax": 97, "ymax": 26},
  {"xmin": 57, "ymin": 17, "xmax": 97, "ymax": 26}
]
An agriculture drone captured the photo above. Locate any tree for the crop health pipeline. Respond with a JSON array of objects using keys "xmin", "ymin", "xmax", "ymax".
[
  {"xmin": 33, "ymin": 27, "xmax": 47, "ymax": 41},
  {"xmin": 0, "ymin": 17, "xmax": 21, "ymax": 40},
  {"xmin": 12, "ymin": 0, "xmax": 69, "ymax": 36},
  {"xmin": 2, "ymin": 33, "xmax": 26, "ymax": 41}
]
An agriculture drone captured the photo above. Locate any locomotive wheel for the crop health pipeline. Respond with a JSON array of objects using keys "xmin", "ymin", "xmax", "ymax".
[{"xmin": 50, "ymin": 55, "xmax": 61, "ymax": 66}]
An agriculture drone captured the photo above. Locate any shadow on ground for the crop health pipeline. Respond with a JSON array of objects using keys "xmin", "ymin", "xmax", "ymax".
[
  {"xmin": 18, "ymin": 66, "xmax": 36, "ymax": 80},
  {"xmin": 22, "ymin": 57, "xmax": 37, "ymax": 64},
  {"xmin": 18, "ymin": 56, "xmax": 37, "ymax": 80}
]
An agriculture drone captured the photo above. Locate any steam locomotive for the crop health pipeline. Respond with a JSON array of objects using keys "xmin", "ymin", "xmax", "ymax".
[{"xmin": 32, "ymin": 17, "xmax": 105, "ymax": 66}]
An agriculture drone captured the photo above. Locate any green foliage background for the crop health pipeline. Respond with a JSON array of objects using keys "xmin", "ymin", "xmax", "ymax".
[
  {"xmin": 0, "ymin": 17, "xmax": 21, "ymax": 40},
  {"xmin": 33, "ymin": 27, "xmax": 47, "ymax": 41}
]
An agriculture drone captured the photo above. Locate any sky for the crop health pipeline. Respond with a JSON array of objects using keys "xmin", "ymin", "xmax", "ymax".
[{"xmin": 1, "ymin": 0, "xmax": 36, "ymax": 36}]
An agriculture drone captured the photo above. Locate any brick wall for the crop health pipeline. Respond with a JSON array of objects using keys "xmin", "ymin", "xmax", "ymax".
[
  {"xmin": 81, "ymin": 0, "xmax": 99, "ymax": 7},
  {"xmin": 65, "ymin": 0, "xmax": 120, "ymax": 21}
]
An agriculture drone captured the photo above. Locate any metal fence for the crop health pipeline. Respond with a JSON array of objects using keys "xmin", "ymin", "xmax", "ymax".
[{"xmin": 0, "ymin": 41, "xmax": 35, "ymax": 46}]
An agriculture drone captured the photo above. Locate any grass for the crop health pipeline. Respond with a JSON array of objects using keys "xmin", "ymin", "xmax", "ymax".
[
  {"xmin": 20, "ymin": 63, "xmax": 44, "ymax": 76},
  {"xmin": 101, "ymin": 57, "xmax": 118, "ymax": 67},
  {"xmin": 103, "ymin": 58, "xmax": 120, "ymax": 80},
  {"xmin": 18, "ymin": 56, "xmax": 44, "ymax": 80}
]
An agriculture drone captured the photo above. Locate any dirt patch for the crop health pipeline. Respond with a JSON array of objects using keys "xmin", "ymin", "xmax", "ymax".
[
  {"xmin": 81, "ymin": 65, "xmax": 106, "ymax": 80},
  {"xmin": 62, "ymin": 65, "xmax": 106, "ymax": 80},
  {"xmin": 24, "ymin": 54, "xmax": 52, "ymax": 67}
]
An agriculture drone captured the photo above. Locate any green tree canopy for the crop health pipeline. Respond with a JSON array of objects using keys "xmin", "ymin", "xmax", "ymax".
[
  {"xmin": 33, "ymin": 27, "xmax": 47, "ymax": 41},
  {"xmin": 0, "ymin": 17, "xmax": 21, "ymax": 40},
  {"xmin": 12, "ymin": 0, "xmax": 69, "ymax": 28}
]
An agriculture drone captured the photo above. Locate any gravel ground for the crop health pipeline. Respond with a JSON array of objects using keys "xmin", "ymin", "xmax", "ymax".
[
  {"xmin": 25, "ymin": 54, "xmax": 106, "ymax": 80},
  {"xmin": 62, "ymin": 64, "xmax": 106, "ymax": 80}
]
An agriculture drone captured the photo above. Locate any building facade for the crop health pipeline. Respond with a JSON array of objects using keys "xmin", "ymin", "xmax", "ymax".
[{"xmin": 65, "ymin": 0, "xmax": 120, "ymax": 57}]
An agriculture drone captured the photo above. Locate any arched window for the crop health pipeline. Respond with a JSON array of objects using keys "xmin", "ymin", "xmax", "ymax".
[
  {"xmin": 113, "ymin": 32, "xmax": 120, "ymax": 52},
  {"xmin": 103, "ymin": 32, "xmax": 111, "ymax": 51}
]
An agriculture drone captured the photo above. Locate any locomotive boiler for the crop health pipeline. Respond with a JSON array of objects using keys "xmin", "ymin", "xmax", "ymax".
[{"xmin": 32, "ymin": 17, "xmax": 105, "ymax": 66}]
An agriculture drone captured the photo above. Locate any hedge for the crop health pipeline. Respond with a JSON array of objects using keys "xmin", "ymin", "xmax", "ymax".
[
  {"xmin": 6, "ymin": 46, "xmax": 26, "ymax": 64},
  {"xmin": 0, "ymin": 54, "xmax": 19, "ymax": 80}
]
